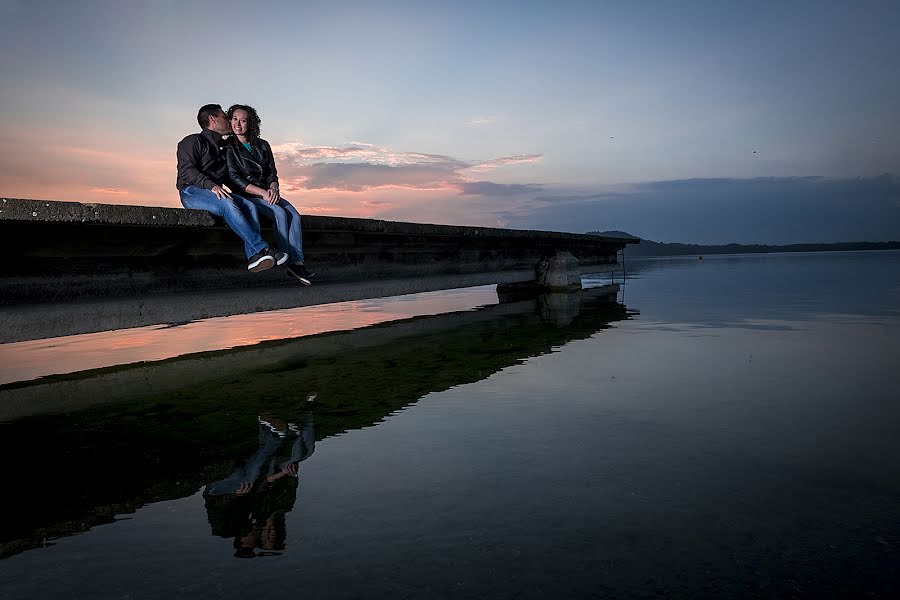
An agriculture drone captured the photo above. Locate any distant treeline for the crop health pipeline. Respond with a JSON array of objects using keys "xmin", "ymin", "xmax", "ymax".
[{"xmin": 587, "ymin": 231, "xmax": 900, "ymax": 257}]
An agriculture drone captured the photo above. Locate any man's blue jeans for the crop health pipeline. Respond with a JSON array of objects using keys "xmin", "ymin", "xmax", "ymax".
[
  {"xmin": 179, "ymin": 186, "xmax": 268, "ymax": 259},
  {"xmin": 247, "ymin": 196, "xmax": 305, "ymax": 263}
]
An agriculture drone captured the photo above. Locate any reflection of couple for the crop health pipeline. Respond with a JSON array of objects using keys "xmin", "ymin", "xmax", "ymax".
[
  {"xmin": 176, "ymin": 103, "xmax": 313, "ymax": 284},
  {"xmin": 204, "ymin": 413, "xmax": 315, "ymax": 558}
]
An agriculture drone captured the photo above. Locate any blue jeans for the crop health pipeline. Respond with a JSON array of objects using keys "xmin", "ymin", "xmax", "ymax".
[
  {"xmin": 247, "ymin": 196, "xmax": 305, "ymax": 263},
  {"xmin": 179, "ymin": 186, "xmax": 268, "ymax": 259}
]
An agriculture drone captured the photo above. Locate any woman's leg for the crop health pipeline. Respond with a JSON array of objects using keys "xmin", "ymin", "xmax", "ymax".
[
  {"xmin": 247, "ymin": 196, "xmax": 291, "ymax": 255},
  {"xmin": 276, "ymin": 198, "xmax": 305, "ymax": 263}
]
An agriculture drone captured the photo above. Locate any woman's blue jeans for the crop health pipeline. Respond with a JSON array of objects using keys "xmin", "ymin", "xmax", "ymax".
[{"xmin": 247, "ymin": 196, "xmax": 305, "ymax": 263}]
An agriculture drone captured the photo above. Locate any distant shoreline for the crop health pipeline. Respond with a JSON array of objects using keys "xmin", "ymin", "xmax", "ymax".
[{"xmin": 587, "ymin": 232, "xmax": 900, "ymax": 258}]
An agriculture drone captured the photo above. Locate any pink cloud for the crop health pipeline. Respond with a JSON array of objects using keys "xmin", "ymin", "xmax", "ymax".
[
  {"xmin": 295, "ymin": 204, "xmax": 342, "ymax": 213},
  {"xmin": 465, "ymin": 154, "xmax": 543, "ymax": 172},
  {"xmin": 363, "ymin": 199, "xmax": 394, "ymax": 207},
  {"xmin": 272, "ymin": 143, "xmax": 544, "ymax": 199},
  {"xmin": 273, "ymin": 142, "xmax": 467, "ymax": 169},
  {"xmin": 89, "ymin": 187, "xmax": 134, "ymax": 196}
]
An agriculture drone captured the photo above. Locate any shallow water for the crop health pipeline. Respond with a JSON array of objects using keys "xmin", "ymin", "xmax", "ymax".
[
  {"xmin": 0, "ymin": 285, "xmax": 501, "ymax": 385},
  {"xmin": 1, "ymin": 251, "xmax": 898, "ymax": 599}
]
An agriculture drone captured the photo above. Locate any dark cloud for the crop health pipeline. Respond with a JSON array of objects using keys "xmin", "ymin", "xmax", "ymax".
[
  {"xmin": 275, "ymin": 144, "xmax": 468, "ymax": 172},
  {"xmin": 532, "ymin": 191, "xmax": 634, "ymax": 203},
  {"xmin": 505, "ymin": 175, "xmax": 900, "ymax": 244},
  {"xmin": 458, "ymin": 181, "xmax": 543, "ymax": 196}
]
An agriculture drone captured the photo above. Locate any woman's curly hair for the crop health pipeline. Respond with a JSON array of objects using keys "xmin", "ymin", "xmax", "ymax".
[{"xmin": 226, "ymin": 104, "xmax": 262, "ymax": 140}]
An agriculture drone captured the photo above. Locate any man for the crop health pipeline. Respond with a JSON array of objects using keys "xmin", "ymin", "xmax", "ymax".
[{"xmin": 176, "ymin": 104, "xmax": 275, "ymax": 272}]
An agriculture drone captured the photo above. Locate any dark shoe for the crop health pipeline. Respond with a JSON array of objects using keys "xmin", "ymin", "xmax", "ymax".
[
  {"xmin": 247, "ymin": 248, "xmax": 275, "ymax": 272},
  {"xmin": 274, "ymin": 251, "xmax": 289, "ymax": 266},
  {"xmin": 287, "ymin": 262, "xmax": 313, "ymax": 285}
]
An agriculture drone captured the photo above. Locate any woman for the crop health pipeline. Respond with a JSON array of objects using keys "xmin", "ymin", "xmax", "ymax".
[{"xmin": 225, "ymin": 104, "xmax": 313, "ymax": 285}]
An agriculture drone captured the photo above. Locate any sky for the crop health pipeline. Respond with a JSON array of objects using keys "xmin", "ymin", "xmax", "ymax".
[{"xmin": 0, "ymin": 0, "xmax": 898, "ymax": 243}]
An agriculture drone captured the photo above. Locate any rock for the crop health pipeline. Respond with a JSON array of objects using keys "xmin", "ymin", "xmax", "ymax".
[
  {"xmin": 536, "ymin": 251, "xmax": 581, "ymax": 291},
  {"xmin": 537, "ymin": 291, "xmax": 582, "ymax": 326}
]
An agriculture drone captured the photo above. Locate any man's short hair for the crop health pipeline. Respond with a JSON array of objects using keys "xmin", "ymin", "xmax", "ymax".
[{"xmin": 197, "ymin": 104, "xmax": 223, "ymax": 129}]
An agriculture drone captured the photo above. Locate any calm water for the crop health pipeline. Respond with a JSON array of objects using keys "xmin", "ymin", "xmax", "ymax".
[{"xmin": 1, "ymin": 251, "xmax": 898, "ymax": 599}]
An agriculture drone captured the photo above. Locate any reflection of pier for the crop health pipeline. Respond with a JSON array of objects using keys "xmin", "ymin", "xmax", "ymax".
[
  {"xmin": 0, "ymin": 286, "xmax": 628, "ymax": 559},
  {"xmin": 0, "ymin": 198, "xmax": 637, "ymax": 342}
]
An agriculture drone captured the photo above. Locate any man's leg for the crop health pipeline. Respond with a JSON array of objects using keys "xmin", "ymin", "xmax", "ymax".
[{"xmin": 179, "ymin": 186, "xmax": 269, "ymax": 259}]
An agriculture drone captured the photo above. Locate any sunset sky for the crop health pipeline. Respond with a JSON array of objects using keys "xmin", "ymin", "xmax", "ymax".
[{"xmin": 1, "ymin": 0, "xmax": 898, "ymax": 243}]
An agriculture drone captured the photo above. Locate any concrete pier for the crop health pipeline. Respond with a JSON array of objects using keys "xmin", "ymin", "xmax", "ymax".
[{"xmin": 0, "ymin": 197, "xmax": 637, "ymax": 340}]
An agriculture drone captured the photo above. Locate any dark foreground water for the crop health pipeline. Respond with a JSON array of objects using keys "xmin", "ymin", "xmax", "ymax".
[{"xmin": 0, "ymin": 251, "xmax": 898, "ymax": 599}]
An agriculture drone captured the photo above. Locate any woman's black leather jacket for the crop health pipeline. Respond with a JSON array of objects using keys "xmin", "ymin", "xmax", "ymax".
[{"xmin": 225, "ymin": 137, "xmax": 279, "ymax": 194}]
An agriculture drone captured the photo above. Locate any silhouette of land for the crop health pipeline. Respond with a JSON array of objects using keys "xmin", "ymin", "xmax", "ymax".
[{"xmin": 589, "ymin": 230, "xmax": 900, "ymax": 257}]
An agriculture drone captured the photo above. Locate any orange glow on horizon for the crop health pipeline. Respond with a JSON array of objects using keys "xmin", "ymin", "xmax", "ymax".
[{"xmin": 0, "ymin": 128, "xmax": 526, "ymax": 223}]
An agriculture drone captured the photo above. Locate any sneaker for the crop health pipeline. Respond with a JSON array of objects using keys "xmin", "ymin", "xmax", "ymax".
[
  {"xmin": 247, "ymin": 248, "xmax": 275, "ymax": 272},
  {"xmin": 258, "ymin": 415, "xmax": 288, "ymax": 438},
  {"xmin": 287, "ymin": 262, "xmax": 313, "ymax": 285},
  {"xmin": 274, "ymin": 251, "xmax": 289, "ymax": 266}
]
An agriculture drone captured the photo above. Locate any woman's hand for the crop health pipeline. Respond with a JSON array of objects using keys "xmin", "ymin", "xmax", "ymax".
[
  {"xmin": 246, "ymin": 183, "xmax": 277, "ymax": 203},
  {"xmin": 267, "ymin": 183, "xmax": 280, "ymax": 204}
]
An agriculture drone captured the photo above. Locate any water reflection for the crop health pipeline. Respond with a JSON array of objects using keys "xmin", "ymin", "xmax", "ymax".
[
  {"xmin": 0, "ymin": 286, "xmax": 500, "ymax": 386},
  {"xmin": 205, "ymin": 409, "xmax": 316, "ymax": 558},
  {"xmin": 0, "ymin": 286, "xmax": 625, "ymax": 560},
  {"xmin": 2, "ymin": 253, "xmax": 898, "ymax": 599}
]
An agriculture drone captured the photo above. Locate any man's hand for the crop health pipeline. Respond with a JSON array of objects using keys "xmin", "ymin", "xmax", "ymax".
[
  {"xmin": 264, "ymin": 188, "xmax": 279, "ymax": 204},
  {"xmin": 211, "ymin": 184, "xmax": 232, "ymax": 200}
]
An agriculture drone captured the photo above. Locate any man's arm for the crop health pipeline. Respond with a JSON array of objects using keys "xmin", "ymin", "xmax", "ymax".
[{"xmin": 176, "ymin": 135, "xmax": 216, "ymax": 191}]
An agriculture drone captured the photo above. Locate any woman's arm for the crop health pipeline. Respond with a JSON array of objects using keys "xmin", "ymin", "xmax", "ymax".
[
  {"xmin": 245, "ymin": 182, "xmax": 272, "ymax": 198},
  {"xmin": 261, "ymin": 140, "xmax": 280, "ymax": 194},
  {"xmin": 227, "ymin": 144, "xmax": 275, "ymax": 201}
]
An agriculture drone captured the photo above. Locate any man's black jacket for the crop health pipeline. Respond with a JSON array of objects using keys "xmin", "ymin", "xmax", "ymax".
[
  {"xmin": 176, "ymin": 129, "xmax": 231, "ymax": 191},
  {"xmin": 225, "ymin": 138, "xmax": 279, "ymax": 194}
]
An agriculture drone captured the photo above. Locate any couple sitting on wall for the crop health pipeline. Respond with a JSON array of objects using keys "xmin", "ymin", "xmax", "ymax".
[{"xmin": 176, "ymin": 103, "xmax": 313, "ymax": 285}]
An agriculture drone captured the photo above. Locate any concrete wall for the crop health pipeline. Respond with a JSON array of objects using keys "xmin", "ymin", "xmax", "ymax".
[
  {"xmin": 0, "ymin": 198, "xmax": 636, "ymax": 340},
  {"xmin": 0, "ymin": 197, "xmax": 636, "ymax": 298}
]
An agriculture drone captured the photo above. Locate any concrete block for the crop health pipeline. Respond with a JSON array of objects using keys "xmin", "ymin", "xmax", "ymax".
[{"xmin": 536, "ymin": 251, "xmax": 582, "ymax": 290}]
